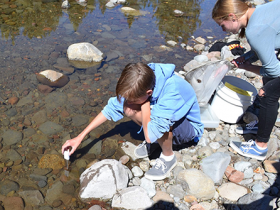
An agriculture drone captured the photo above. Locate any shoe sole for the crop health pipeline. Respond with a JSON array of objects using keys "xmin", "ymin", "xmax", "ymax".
[
  {"xmin": 144, "ymin": 160, "xmax": 177, "ymax": 181},
  {"xmin": 134, "ymin": 151, "xmax": 148, "ymax": 159},
  {"xmin": 235, "ymin": 127, "xmax": 258, "ymax": 135},
  {"xmin": 134, "ymin": 146, "xmax": 149, "ymax": 159},
  {"xmin": 229, "ymin": 141, "xmax": 266, "ymax": 161}
]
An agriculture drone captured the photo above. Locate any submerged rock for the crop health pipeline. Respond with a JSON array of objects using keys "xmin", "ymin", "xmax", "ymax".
[
  {"xmin": 61, "ymin": 0, "xmax": 70, "ymax": 9},
  {"xmin": 36, "ymin": 70, "xmax": 69, "ymax": 88},
  {"xmin": 120, "ymin": 7, "xmax": 148, "ymax": 16},
  {"xmin": 67, "ymin": 42, "xmax": 103, "ymax": 63}
]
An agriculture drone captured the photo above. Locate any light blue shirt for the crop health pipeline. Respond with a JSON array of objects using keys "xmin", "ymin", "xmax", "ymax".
[
  {"xmin": 102, "ymin": 63, "xmax": 204, "ymax": 143},
  {"xmin": 246, "ymin": 0, "xmax": 280, "ymax": 78}
]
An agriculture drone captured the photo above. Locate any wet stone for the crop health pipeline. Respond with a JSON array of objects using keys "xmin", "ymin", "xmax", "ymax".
[
  {"xmin": 32, "ymin": 134, "xmax": 48, "ymax": 144},
  {"xmin": 1, "ymin": 119, "xmax": 10, "ymax": 126},
  {"xmin": 8, "ymin": 97, "xmax": 19, "ymax": 105},
  {"xmin": 69, "ymin": 97, "xmax": 85, "ymax": 106},
  {"xmin": 6, "ymin": 149, "xmax": 22, "ymax": 161},
  {"xmin": 71, "ymin": 115, "xmax": 89, "ymax": 127},
  {"xmin": 3, "ymin": 197, "xmax": 24, "ymax": 210},
  {"xmin": 0, "ymin": 180, "xmax": 19, "ymax": 196},
  {"xmin": 39, "ymin": 121, "xmax": 64, "ymax": 136},
  {"xmin": 38, "ymin": 154, "xmax": 65, "ymax": 170},
  {"xmin": 2, "ymin": 130, "xmax": 22, "ymax": 146},
  {"xmin": 5, "ymin": 107, "xmax": 17, "ymax": 117},
  {"xmin": 62, "ymin": 184, "xmax": 75, "ymax": 195},
  {"xmin": 52, "ymin": 199, "xmax": 63, "ymax": 208},
  {"xmin": 30, "ymin": 174, "xmax": 48, "ymax": 182},
  {"xmin": 23, "ymin": 127, "xmax": 36, "ymax": 138}
]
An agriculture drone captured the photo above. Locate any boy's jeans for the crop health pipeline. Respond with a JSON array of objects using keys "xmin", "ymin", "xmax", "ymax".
[{"xmin": 257, "ymin": 77, "xmax": 280, "ymax": 143}]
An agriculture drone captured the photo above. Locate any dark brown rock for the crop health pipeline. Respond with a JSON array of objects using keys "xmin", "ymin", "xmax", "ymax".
[{"xmin": 38, "ymin": 84, "xmax": 54, "ymax": 94}]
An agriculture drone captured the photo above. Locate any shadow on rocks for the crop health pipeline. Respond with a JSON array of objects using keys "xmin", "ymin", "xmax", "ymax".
[
  {"xmin": 145, "ymin": 200, "xmax": 179, "ymax": 210},
  {"xmin": 71, "ymin": 119, "xmax": 197, "ymax": 162},
  {"xmin": 72, "ymin": 120, "xmax": 145, "ymax": 160}
]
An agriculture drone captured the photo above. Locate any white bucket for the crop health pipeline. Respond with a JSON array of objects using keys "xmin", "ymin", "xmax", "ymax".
[{"xmin": 211, "ymin": 76, "xmax": 258, "ymax": 124}]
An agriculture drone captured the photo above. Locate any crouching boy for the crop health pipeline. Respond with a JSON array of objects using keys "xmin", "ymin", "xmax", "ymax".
[{"xmin": 62, "ymin": 62, "xmax": 204, "ymax": 180}]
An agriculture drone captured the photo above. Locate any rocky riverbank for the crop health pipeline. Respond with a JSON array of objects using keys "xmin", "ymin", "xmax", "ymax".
[{"xmin": 0, "ymin": 30, "xmax": 280, "ymax": 210}]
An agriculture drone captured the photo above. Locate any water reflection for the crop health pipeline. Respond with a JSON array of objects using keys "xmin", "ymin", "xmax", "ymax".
[{"xmin": 0, "ymin": 0, "xmax": 205, "ymax": 42}]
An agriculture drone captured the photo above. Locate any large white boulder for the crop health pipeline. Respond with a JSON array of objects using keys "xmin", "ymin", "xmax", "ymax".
[
  {"xmin": 79, "ymin": 159, "xmax": 129, "ymax": 201},
  {"xmin": 67, "ymin": 42, "xmax": 103, "ymax": 63}
]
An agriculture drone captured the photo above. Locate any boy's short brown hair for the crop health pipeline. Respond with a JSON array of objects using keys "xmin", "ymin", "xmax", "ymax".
[{"xmin": 116, "ymin": 63, "xmax": 155, "ymax": 102}]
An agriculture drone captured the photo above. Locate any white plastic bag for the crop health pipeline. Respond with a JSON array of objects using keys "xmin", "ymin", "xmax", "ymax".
[{"xmin": 185, "ymin": 61, "xmax": 231, "ymax": 106}]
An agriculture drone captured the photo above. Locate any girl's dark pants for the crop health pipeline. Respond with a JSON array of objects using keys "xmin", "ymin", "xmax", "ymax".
[{"xmin": 257, "ymin": 77, "xmax": 280, "ymax": 143}]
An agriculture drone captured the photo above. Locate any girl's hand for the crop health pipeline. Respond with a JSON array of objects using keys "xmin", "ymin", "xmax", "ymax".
[{"xmin": 231, "ymin": 56, "xmax": 246, "ymax": 67}]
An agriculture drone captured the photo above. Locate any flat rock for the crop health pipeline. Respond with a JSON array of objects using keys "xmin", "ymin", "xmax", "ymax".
[
  {"xmin": 19, "ymin": 190, "xmax": 44, "ymax": 206},
  {"xmin": 218, "ymin": 183, "xmax": 248, "ymax": 201},
  {"xmin": 39, "ymin": 121, "xmax": 64, "ymax": 135},
  {"xmin": 2, "ymin": 130, "xmax": 23, "ymax": 146},
  {"xmin": 3, "ymin": 197, "xmax": 24, "ymax": 210},
  {"xmin": 176, "ymin": 169, "xmax": 215, "ymax": 200},
  {"xmin": 111, "ymin": 186, "xmax": 153, "ymax": 209},
  {"xmin": 38, "ymin": 154, "xmax": 65, "ymax": 170}
]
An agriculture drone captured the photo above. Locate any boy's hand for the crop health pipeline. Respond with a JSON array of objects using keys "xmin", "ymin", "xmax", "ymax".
[{"xmin": 61, "ymin": 136, "xmax": 83, "ymax": 156}]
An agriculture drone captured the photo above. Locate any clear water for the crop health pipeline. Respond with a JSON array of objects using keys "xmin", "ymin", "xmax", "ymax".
[
  {"xmin": 0, "ymin": 0, "xmax": 226, "ymax": 83},
  {"xmin": 0, "ymin": 1, "xmax": 228, "ymax": 207},
  {"xmin": 0, "ymin": 0, "xmax": 227, "ymax": 139}
]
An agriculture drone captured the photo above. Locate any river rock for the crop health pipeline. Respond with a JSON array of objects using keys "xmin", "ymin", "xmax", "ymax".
[
  {"xmin": 218, "ymin": 183, "xmax": 248, "ymax": 201},
  {"xmin": 67, "ymin": 42, "xmax": 103, "ymax": 63},
  {"xmin": 6, "ymin": 149, "xmax": 22, "ymax": 161},
  {"xmin": 176, "ymin": 169, "xmax": 215, "ymax": 200},
  {"xmin": 120, "ymin": 7, "xmax": 143, "ymax": 16},
  {"xmin": 37, "ymin": 84, "xmax": 54, "ymax": 94},
  {"xmin": 105, "ymin": 1, "xmax": 116, "ymax": 8},
  {"xmin": 166, "ymin": 184, "xmax": 185, "ymax": 199},
  {"xmin": 224, "ymin": 166, "xmax": 244, "ymax": 183},
  {"xmin": 32, "ymin": 110, "xmax": 48, "ymax": 125},
  {"xmin": 0, "ymin": 180, "xmax": 19, "ymax": 195},
  {"xmin": 194, "ymin": 44, "xmax": 205, "ymax": 51},
  {"xmin": 100, "ymin": 138, "xmax": 118, "ymax": 158},
  {"xmin": 234, "ymin": 161, "xmax": 254, "ymax": 179},
  {"xmin": 8, "ymin": 96, "xmax": 19, "ymax": 105},
  {"xmin": 19, "ymin": 190, "xmax": 44, "ymax": 206},
  {"xmin": 39, "ymin": 121, "xmax": 64, "ymax": 135},
  {"xmin": 200, "ymin": 152, "xmax": 231, "ymax": 184},
  {"xmin": 16, "ymin": 92, "xmax": 33, "ymax": 107},
  {"xmin": 45, "ymin": 92, "xmax": 68, "ymax": 112},
  {"xmin": 121, "ymin": 141, "xmax": 138, "ymax": 161},
  {"xmin": 45, "ymin": 181, "xmax": 64, "ymax": 205},
  {"xmin": 2, "ymin": 130, "xmax": 22, "ymax": 146},
  {"xmin": 111, "ymin": 186, "xmax": 152, "ymax": 209},
  {"xmin": 36, "ymin": 70, "xmax": 69, "ymax": 88},
  {"xmin": 153, "ymin": 191, "xmax": 174, "ymax": 203},
  {"xmin": 3, "ymin": 197, "xmax": 24, "ymax": 210},
  {"xmin": 38, "ymin": 154, "xmax": 65, "ymax": 170},
  {"xmin": 140, "ymin": 177, "xmax": 156, "ymax": 198},
  {"xmin": 195, "ymin": 37, "xmax": 206, "ymax": 45},
  {"xmin": 71, "ymin": 115, "xmax": 89, "ymax": 127},
  {"xmin": 79, "ymin": 159, "xmax": 129, "ymax": 201}
]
